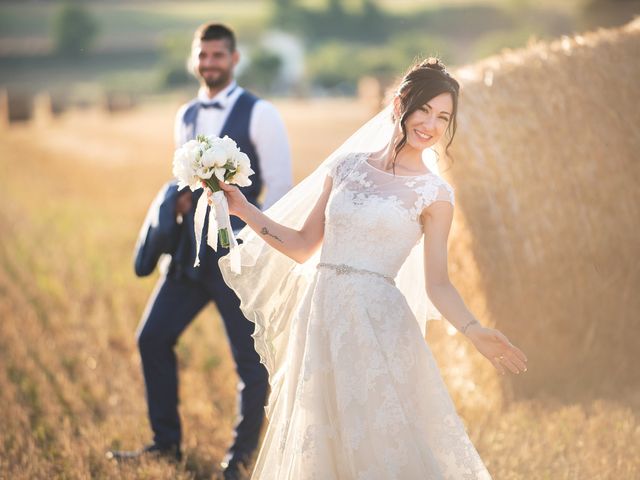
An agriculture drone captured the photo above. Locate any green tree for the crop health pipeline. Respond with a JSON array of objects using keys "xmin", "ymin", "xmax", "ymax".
[
  {"xmin": 157, "ymin": 32, "xmax": 195, "ymax": 89},
  {"xmin": 238, "ymin": 47, "xmax": 283, "ymax": 94},
  {"xmin": 52, "ymin": 2, "xmax": 99, "ymax": 57}
]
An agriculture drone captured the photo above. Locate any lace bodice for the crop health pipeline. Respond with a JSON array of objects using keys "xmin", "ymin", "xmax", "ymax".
[{"xmin": 321, "ymin": 152, "xmax": 454, "ymax": 278}]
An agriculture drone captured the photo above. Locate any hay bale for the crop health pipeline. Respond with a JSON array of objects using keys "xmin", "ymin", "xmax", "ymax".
[
  {"xmin": 446, "ymin": 18, "xmax": 640, "ymax": 399},
  {"xmin": 33, "ymin": 92, "xmax": 53, "ymax": 125},
  {"xmin": 49, "ymin": 92, "xmax": 68, "ymax": 116},
  {"xmin": 0, "ymin": 88, "xmax": 8, "ymax": 128},
  {"xmin": 104, "ymin": 91, "xmax": 136, "ymax": 113},
  {"xmin": 6, "ymin": 91, "xmax": 33, "ymax": 123},
  {"xmin": 357, "ymin": 76, "xmax": 384, "ymax": 112}
]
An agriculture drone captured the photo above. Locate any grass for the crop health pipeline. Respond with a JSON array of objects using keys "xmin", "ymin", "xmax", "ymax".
[{"xmin": 1, "ymin": 99, "xmax": 639, "ymax": 478}]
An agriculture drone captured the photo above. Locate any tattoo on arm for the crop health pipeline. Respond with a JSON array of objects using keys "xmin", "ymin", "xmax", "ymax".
[{"xmin": 260, "ymin": 226, "xmax": 283, "ymax": 243}]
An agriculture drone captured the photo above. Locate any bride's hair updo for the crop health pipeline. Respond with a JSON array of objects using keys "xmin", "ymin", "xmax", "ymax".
[{"xmin": 393, "ymin": 57, "xmax": 460, "ymax": 163}]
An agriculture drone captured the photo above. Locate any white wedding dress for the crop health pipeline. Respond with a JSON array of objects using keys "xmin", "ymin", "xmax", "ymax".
[{"xmin": 235, "ymin": 152, "xmax": 492, "ymax": 479}]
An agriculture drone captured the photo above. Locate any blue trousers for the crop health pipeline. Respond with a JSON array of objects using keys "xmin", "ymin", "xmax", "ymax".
[{"xmin": 136, "ymin": 265, "xmax": 268, "ymax": 462}]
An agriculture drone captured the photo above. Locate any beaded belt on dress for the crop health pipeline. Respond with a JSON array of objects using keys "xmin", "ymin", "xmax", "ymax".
[{"xmin": 317, "ymin": 262, "xmax": 395, "ymax": 285}]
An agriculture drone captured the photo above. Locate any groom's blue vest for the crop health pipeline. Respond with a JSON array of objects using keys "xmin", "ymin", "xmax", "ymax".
[
  {"xmin": 135, "ymin": 90, "xmax": 263, "ymax": 284},
  {"xmin": 181, "ymin": 90, "xmax": 263, "ymax": 227}
]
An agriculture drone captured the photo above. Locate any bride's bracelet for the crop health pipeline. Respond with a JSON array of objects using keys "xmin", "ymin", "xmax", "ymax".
[{"xmin": 460, "ymin": 319, "xmax": 480, "ymax": 335}]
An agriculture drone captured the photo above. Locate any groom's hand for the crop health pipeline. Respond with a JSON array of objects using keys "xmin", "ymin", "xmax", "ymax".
[{"xmin": 175, "ymin": 190, "xmax": 193, "ymax": 216}]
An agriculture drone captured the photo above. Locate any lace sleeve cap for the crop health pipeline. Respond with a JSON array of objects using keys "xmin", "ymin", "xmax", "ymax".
[
  {"xmin": 327, "ymin": 153, "xmax": 359, "ymax": 185},
  {"xmin": 417, "ymin": 178, "xmax": 455, "ymax": 214},
  {"xmin": 434, "ymin": 182, "xmax": 455, "ymax": 206}
]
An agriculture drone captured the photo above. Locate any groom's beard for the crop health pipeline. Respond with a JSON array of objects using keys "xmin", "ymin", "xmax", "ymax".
[{"xmin": 199, "ymin": 68, "xmax": 232, "ymax": 89}]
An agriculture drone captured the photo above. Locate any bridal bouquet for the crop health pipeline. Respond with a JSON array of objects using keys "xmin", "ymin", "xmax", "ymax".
[{"xmin": 172, "ymin": 134, "xmax": 254, "ymax": 273}]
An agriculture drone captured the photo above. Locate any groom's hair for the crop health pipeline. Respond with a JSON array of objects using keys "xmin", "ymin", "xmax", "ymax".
[{"xmin": 192, "ymin": 23, "xmax": 236, "ymax": 52}]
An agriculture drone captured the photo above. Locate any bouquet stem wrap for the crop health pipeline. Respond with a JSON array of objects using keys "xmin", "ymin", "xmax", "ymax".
[{"xmin": 193, "ymin": 185, "xmax": 241, "ymax": 274}]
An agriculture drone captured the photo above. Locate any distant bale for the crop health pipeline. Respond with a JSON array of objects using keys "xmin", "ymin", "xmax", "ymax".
[
  {"xmin": 447, "ymin": 18, "xmax": 640, "ymax": 399},
  {"xmin": 357, "ymin": 76, "xmax": 383, "ymax": 113},
  {"xmin": 103, "ymin": 92, "xmax": 136, "ymax": 113},
  {"xmin": 0, "ymin": 89, "xmax": 7, "ymax": 128},
  {"xmin": 3, "ymin": 91, "xmax": 67, "ymax": 125},
  {"xmin": 6, "ymin": 91, "xmax": 33, "ymax": 123},
  {"xmin": 49, "ymin": 92, "xmax": 68, "ymax": 116},
  {"xmin": 33, "ymin": 92, "xmax": 54, "ymax": 125}
]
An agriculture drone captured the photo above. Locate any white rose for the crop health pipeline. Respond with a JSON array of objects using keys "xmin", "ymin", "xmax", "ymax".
[
  {"xmin": 173, "ymin": 140, "xmax": 207, "ymax": 190},
  {"xmin": 238, "ymin": 152, "xmax": 254, "ymax": 174},
  {"xmin": 229, "ymin": 165, "xmax": 253, "ymax": 187},
  {"xmin": 201, "ymin": 147, "xmax": 229, "ymax": 168},
  {"xmin": 197, "ymin": 166, "xmax": 214, "ymax": 180},
  {"xmin": 173, "ymin": 151, "xmax": 195, "ymax": 189},
  {"xmin": 183, "ymin": 140, "xmax": 201, "ymax": 160},
  {"xmin": 219, "ymin": 135, "xmax": 238, "ymax": 150},
  {"xmin": 235, "ymin": 151, "xmax": 251, "ymax": 169},
  {"xmin": 220, "ymin": 136, "xmax": 240, "ymax": 164},
  {"xmin": 183, "ymin": 139, "xmax": 200, "ymax": 151},
  {"xmin": 202, "ymin": 134, "xmax": 216, "ymax": 148},
  {"xmin": 175, "ymin": 169, "xmax": 200, "ymax": 191},
  {"xmin": 229, "ymin": 172, "xmax": 252, "ymax": 187},
  {"xmin": 214, "ymin": 167, "xmax": 227, "ymax": 182},
  {"xmin": 184, "ymin": 142, "xmax": 203, "ymax": 174},
  {"xmin": 225, "ymin": 150, "xmax": 253, "ymax": 186},
  {"xmin": 172, "ymin": 150, "xmax": 186, "ymax": 176}
]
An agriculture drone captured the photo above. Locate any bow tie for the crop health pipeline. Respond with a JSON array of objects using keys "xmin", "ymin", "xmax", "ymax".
[{"xmin": 199, "ymin": 101, "xmax": 224, "ymax": 110}]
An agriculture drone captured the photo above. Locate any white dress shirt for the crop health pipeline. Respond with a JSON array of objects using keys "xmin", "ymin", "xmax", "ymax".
[{"xmin": 174, "ymin": 81, "xmax": 293, "ymax": 210}]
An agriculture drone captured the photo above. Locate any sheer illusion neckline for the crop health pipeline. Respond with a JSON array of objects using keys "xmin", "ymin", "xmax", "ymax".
[{"xmin": 362, "ymin": 154, "xmax": 436, "ymax": 179}]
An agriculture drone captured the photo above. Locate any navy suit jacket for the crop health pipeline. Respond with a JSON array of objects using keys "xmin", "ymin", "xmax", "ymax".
[
  {"xmin": 134, "ymin": 182, "xmax": 182, "ymax": 277},
  {"xmin": 134, "ymin": 90, "xmax": 260, "ymax": 283}
]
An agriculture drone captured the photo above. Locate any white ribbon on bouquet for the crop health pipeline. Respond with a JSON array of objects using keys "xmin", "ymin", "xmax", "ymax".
[{"xmin": 193, "ymin": 188, "xmax": 241, "ymax": 274}]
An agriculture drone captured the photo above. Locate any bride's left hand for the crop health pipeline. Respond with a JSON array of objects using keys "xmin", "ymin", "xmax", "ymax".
[{"xmin": 466, "ymin": 325, "xmax": 528, "ymax": 375}]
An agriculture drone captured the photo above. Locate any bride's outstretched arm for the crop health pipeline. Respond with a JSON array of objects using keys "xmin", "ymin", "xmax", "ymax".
[
  {"xmin": 421, "ymin": 201, "xmax": 528, "ymax": 375},
  {"xmin": 207, "ymin": 177, "xmax": 333, "ymax": 264}
]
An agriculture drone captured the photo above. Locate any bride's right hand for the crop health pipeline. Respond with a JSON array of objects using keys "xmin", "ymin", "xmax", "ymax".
[
  {"xmin": 466, "ymin": 325, "xmax": 528, "ymax": 375},
  {"xmin": 202, "ymin": 180, "xmax": 250, "ymax": 218}
]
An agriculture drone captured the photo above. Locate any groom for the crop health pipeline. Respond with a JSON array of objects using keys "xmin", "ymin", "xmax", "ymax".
[{"xmin": 109, "ymin": 23, "xmax": 292, "ymax": 478}]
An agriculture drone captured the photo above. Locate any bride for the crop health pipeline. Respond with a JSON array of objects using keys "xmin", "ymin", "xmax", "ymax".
[{"xmin": 211, "ymin": 58, "xmax": 527, "ymax": 479}]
